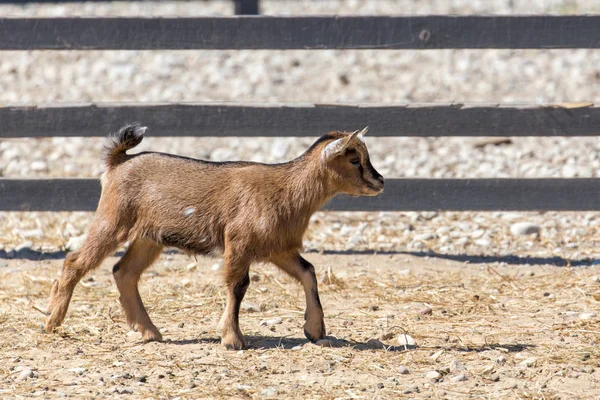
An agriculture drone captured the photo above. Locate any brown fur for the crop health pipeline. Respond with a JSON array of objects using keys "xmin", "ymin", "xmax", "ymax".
[{"xmin": 45, "ymin": 124, "xmax": 384, "ymax": 349}]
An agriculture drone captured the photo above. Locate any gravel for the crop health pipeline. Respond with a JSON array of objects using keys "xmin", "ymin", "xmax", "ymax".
[{"xmin": 1, "ymin": 0, "xmax": 600, "ymax": 261}]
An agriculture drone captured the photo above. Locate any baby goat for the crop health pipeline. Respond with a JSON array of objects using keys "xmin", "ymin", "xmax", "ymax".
[{"xmin": 45, "ymin": 124, "xmax": 384, "ymax": 349}]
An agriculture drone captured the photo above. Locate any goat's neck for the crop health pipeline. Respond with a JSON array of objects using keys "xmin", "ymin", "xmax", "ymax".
[{"xmin": 284, "ymin": 157, "xmax": 333, "ymax": 217}]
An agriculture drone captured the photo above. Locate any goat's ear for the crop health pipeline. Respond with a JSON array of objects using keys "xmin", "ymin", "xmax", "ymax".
[{"xmin": 322, "ymin": 138, "xmax": 347, "ymax": 161}]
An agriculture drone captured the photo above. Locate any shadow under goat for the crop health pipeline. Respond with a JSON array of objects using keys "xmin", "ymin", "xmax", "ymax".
[{"xmin": 45, "ymin": 124, "xmax": 384, "ymax": 350}]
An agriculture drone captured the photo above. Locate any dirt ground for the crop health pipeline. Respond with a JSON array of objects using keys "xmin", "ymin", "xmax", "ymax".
[{"xmin": 0, "ymin": 251, "xmax": 599, "ymax": 399}]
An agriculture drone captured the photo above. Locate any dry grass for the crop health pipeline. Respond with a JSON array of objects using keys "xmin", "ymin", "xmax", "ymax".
[{"xmin": 0, "ymin": 253, "xmax": 599, "ymax": 399}]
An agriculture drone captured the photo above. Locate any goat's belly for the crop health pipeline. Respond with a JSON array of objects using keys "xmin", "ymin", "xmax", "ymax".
[{"xmin": 160, "ymin": 230, "xmax": 221, "ymax": 256}]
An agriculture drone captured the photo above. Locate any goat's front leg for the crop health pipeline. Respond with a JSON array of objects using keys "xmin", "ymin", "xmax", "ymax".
[
  {"xmin": 271, "ymin": 253, "xmax": 326, "ymax": 342},
  {"xmin": 219, "ymin": 252, "xmax": 250, "ymax": 350}
]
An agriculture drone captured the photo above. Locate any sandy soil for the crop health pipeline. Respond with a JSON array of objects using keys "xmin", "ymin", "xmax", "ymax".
[{"xmin": 1, "ymin": 252, "xmax": 599, "ymax": 399}]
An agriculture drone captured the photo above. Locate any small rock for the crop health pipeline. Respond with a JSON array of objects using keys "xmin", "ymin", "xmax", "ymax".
[
  {"xmin": 315, "ymin": 339, "xmax": 332, "ymax": 347},
  {"xmin": 398, "ymin": 365, "xmax": 410, "ymax": 375},
  {"xmin": 137, "ymin": 375, "xmax": 147, "ymax": 383},
  {"xmin": 496, "ymin": 355, "xmax": 507, "ymax": 365},
  {"xmin": 564, "ymin": 311, "xmax": 579, "ymax": 317},
  {"xmin": 397, "ymin": 334, "xmax": 416, "ymax": 347},
  {"xmin": 520, "ymin": 358, "xmax": 536, "ymax": 368},
  {"xmin": 30, "ymin": 161, "xmax": 48, "ymax": 172},
  {"xmin": 377, "ymin": 383, "xmax": 384, "ymax": 389},
  {"xmin": 114, "ymin": 388, "xmax": 133, "ymax": 394},
  {"xmin": 17, "ymin": 368, "xmax": 34, "ymax": 381},
  {"xmin": 591, "ymin": 275, "xmax": 600, "ymax": 283},
  {"xmin": 15, "ymin": 241, "xmax": 33, "ymax": 252},
  {"xmin": 419, "ymin": 307, "xmax": 433, "ymax": 316},
  {"xmin": 260, "ymin": 388, "xmax": 277, "ymax": 397},
  {"xmin": 291, "ymin": 345, "xmax": 303, "ymax": 351},
  {"xmin": 414, "ymin": 233, "xmax": 434, "ymax": 241},
  {"xmin": 510, "ymin": 222, "xmax": 540, "ymax": 236},
  {"xmin": 249, "ymin": 272, "xmax": 261, "ymax": 282},
  {"xmin": 490, "ymin": 374, "xmax": 500, "ymax": 382},
  {"xmin": 259, "ymin": 318, "xmax": 282, "ymax": 327},
  {"xmin": 449, "ymin": 360, "xmax": 465, "ymax": 372},
  {"xmin": 366, "ymin": 339, "xmax": 385, "ymax": 349},
  {"xmin": 241, "ymin": 302, "xmax": 260, "ymax": 313},
  {"xmin": 425, "ymin": 371, "xmax": 441, "ymax": 381},
  {"xmin": 580, "ymin": 312, "xmax": 597, "ymax": 320},
  {"xmin": 66, "ymin": 234, "xmax": 87, "ymax": 251},
  {"xmin": 450, "ymin": 373, "xmax": 467, "ymax": 382},
  {"xmin": 430, "ymin": 350, "xmax": 444, "ymax": 361},
  {"xmin": 481, "ymin": 365, "xmax": 495, "ymax": 375},
  {"xmin": 178, "ymin": 322, "xmax": 185, "ymax": 328},
  {"xmin": 20, "ymin": 229, "xmax": 44, "ymax": 239}
]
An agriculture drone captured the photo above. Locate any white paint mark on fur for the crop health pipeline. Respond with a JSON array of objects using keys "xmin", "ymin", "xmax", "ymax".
[
  {"xmin": 184, "ymin": 207, "xmax": 196, "ymax": 217},
  {"xmin": 322, "ymin": 138, "xmax": 344, "ymax": 160}
]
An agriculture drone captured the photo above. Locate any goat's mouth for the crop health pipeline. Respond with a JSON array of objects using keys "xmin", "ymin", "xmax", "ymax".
[{"xmin": 362, "ymin": 182, "xmax": 384, "ymax": 196}]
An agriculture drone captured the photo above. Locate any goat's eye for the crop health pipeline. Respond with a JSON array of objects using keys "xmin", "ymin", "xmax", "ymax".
[{"xmin": 350, "ymin": 158, "xmax": 361, "ymax": 166}]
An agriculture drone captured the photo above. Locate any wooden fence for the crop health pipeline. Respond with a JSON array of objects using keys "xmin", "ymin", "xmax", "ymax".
[{"xmin": 1, "ymin": 16, "xmax": 599, "ymax": 212}]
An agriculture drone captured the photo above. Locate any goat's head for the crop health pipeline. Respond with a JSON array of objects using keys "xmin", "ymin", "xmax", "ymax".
[{"xmin": 320, "ymin": 127, "xmax": 384, "ymax": 197}]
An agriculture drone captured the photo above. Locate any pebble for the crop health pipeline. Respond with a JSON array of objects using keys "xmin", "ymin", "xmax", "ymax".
[
  {"xmin": 425, "ymin": 371, "xmax": 441, "ymax": 381},
  {"xmin": 398, "ymin": 365, "xmax": 410, "ymax": 375},
  {"xmin": 240, "ymin": 302, "xmax": 260, "ymax": 313},
  {"xmin": 366, "ymin": 339, "xmax": 385, "ymax": 349},
  {"xmin": 30, "ymin": 161, "xmax": 48, "ymax": 171},
  {"xmin": 419, "ymin": 307, "xmax": 433, "ymax": 316},
  {"xmin": 15, "ymin": 241, "xmax": 33, "ymax": 252},
  {"xmin": 430, "ymin": 350, "xmax": 444, "ymax": 361},
  {"xmin": 19, "ymin": 229, "xmax": 44, "ymax": 239},
  {"xmin": 260, "ymin": 387, "xmax": 277, "ymax": 397},
  {"xmin": 17, "ymin": 368, "xmax": 34, "ymax": 381},
  {"xmin": 397, "ymin": 334, "xmax": 416, "ymax": 347},
  {"xmin": 519, "ymin": 358, "xmax": 537, "ymax": 368},
  {"xmin": 114, "ymin": 388, "xmax": 133, "ymax": 394},
  {"xmin": 496, "ymin": 355, "xmax": 507, "ymax": 365},
  {"xmin": 414, "ymin": 233, "xmax": 434, "ymax": 241},
  {"xmin": 450, "ymin": 373, "xmax": 467, "ymax": 382},
  {"xmin": 259, "ymin": 317, "xmax": 282, "ymax": 327},
  {"xmin": 510, "ymin": 222, "xmax": 540, "ymax": 236},
  {"xmin": 482, "ymin": 365, "xmax": 495, "ymax": 375},
  {"xmin": 580, "ymin": 311, "xmax": 597, "ymax": 320},
  {"xmin": 449, "ymin": 360, "xmax": 465, "ymax": 372}
]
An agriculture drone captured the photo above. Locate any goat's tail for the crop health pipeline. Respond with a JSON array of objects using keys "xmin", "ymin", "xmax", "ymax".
[{"xmin": 104, "ymin": 123, "xmax": 146, "ymax": 169}]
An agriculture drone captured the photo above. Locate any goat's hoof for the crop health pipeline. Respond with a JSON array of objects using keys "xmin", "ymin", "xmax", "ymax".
[
  {"xmin": 141, "ymin": 328, "xmax": 163, "ymax": 342},
  {"xmin": 221, "ymin": 333, "xmax": 246, "ymax": 350},
  {"xmin": 303, "ymin": 320, "xmax": 326, "ymax": 343},
  {"xmin": 44, "ymin": 317, "xmax": 60, "ymax": 334}
]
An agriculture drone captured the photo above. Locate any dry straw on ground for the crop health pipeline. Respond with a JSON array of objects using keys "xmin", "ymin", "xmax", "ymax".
[{"xmin": 1, "ymin": 253, "xmax": 599, "ymax": 399}]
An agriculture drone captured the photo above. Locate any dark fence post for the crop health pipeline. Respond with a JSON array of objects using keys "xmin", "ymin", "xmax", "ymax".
[{"xmin": 234, "ymin": 0, "xmax": 259, "ymax": 15}]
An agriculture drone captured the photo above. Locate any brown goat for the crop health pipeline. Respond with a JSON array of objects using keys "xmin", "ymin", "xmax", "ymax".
[{"xmin": 45, "ymin": 124, "xmax": 384, "ymax": 349}]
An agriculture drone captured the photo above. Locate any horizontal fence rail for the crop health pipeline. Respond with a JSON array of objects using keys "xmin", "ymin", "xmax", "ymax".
[
  {"xmin": 2, "ymin": 103, "xmax": 599, "ymax": 138},
  {"xmin": 0, "ymin": 0, "xmax": 260, "ymax": 15},
  {"xmin": 1, "ymin": 16, "xmax": 600, "ymax": 50},
  {"xmin": 2, "ymin": 179, "xmax": 600, "ymax": 212}
]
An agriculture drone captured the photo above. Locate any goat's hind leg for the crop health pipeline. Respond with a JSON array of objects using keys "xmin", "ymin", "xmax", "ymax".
[
  {"xmin": 46, "ymin": 227, "xmax": 120, "ymax": 333},
  {"xmin": 112, "ymin": 238, "xmax": 163, "ymax": 342}
]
